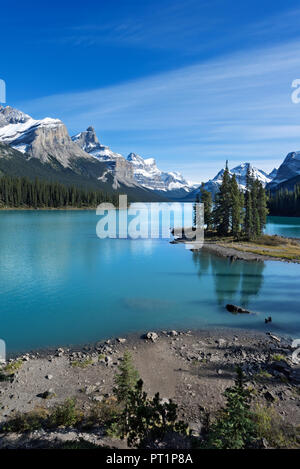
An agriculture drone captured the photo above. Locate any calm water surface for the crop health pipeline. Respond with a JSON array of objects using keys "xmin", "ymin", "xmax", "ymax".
[{"xmin": 0, "ymin": 211, "xmax": 300, "ymax": 352}]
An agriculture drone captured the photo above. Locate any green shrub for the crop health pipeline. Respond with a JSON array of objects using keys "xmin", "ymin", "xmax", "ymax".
[
  {"xmin": 122, "ymin": 379, "xmax": 188, "ymax": 448},
  {"xmin": 253, "ymin": 405, "xmax": 300, "ymax": 449},
  {"xmin": 3, "ymin": 407, "xmax": 48, "ymax": 433},
  {"xmin": 48, "ymin": 398, "xmax": 83, "ymax": 428},
  {"xmin": 84, "ymin": 397, "xmax": 122, "ymax": 431}
]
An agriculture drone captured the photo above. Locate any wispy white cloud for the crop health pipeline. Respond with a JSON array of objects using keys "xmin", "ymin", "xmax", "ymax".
[
  {"xmin": 49, "ymin": 0, "xmax": 222, "ymax": 52},
  {"xmin": 16, "ymin": 37, "xmax": 300, "ymax": 181}
]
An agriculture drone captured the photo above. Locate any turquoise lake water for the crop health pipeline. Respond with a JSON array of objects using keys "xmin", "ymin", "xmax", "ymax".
[{"xmin": 0, "ymin": 210, "xmax": 300, "ymax": 353}]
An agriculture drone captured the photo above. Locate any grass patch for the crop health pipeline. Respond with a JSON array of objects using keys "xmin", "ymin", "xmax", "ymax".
[
  {"xmin": 254, "ymin": 369, "xmax": 273, "ymax": 382},
  {"xmin": 3, "ymin": 359, "xmax": 23, "ymax": 375},
  {"xmin": 83, "ymin": 397, "xmax": 122, "ymax": 435},
  {"xmin": 218, "ymin": 235, "xmax": 300, "ymax": 260},
  {"xmin": 2, "ymin": 398, "xmax": 83, "ymax": 433},
  {"xmin": 3, "ymin": 407, "xmax": 49, "ymax": 433},
  {"xmin": 209, "ymin": 233, "xmax": 300, "ymax": 260},
  {"xmin": 272, "ymin": 354, "xmax": 288, "ymax": 362}
]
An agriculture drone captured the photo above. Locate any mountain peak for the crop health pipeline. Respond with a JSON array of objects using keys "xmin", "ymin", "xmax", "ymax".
[
  {"xmin": 203, "ymin": 162, "xmax": 273, "ymax": 198},
  {"xmin": 0, "ymin": 105, "xmax": 31, "ymax": 128},
  {"xmin": 72, "ymin": 127, "xmax": 100, "ymax": 153},
  {"xmin": 268, "ymin": 151, "xmax": 300, "ymax": 188},
  {"xmin": 86, "ymin": 126, "xmax": 95, "ymax": 132}
]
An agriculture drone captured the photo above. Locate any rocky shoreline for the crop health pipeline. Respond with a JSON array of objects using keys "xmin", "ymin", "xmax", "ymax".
[
  {"xmin": 0, "ymin": 328, "xmax": 299, "ymax": 448},
  {"xmin": 173, "ymin": 237, "xmax": 300, "ymax": 264}
]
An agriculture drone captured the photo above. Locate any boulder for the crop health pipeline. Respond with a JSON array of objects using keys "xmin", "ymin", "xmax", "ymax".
[
  {"xmin": 145, "ymin": 332, "xmax": 158, "ymax": 343},
  {"xmin": 264, "ymin": 391, "xmax": 275, "ymax": 402},
  {"xmin": 117, "ymin": 338, "xmax": 127, "ymax": 344},
  {"xmin": 38, "ymin": 389, "xmax": 56, "ymax": 399}
]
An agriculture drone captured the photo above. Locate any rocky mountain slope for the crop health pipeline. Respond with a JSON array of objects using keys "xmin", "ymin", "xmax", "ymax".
[
  {"xmin": 0, "ymin": 107, "xmax": 166, "ymax": 202},
  {"xmin": 72, "ymin": 127, "xmax": 196, "ymax": 198},
  {"xmin": 0, "ymin": 106, "xmax": 91, "ymax": 167},
  {"xmin": 268, "ymin": 151, "xmax": 300, "ymax": 190}
]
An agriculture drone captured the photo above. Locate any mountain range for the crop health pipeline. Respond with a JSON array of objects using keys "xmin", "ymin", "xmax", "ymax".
[
  {"xmin": 1, "ymin": 105, "xmax": 300, "ymax": 201},
  {"xmin": 72, "ymin": 126, "xmax": 196, "ymax": 197}
]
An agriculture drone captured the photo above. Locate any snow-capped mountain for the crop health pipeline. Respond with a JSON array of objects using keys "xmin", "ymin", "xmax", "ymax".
[
  {"xmin": 268, "ymin": 151, "xmax": 300, "ymax": 189},
  {"xmin": 72, "ymin": 127, "xmax": 135, "ymax": 188},
  {"xmin": 72, "ymin": 126, "xmax": 124, "ymax": 161},
  {"xmin": 0, "ymin": 106, "xmax": 194, "ymax": 199},
  {"xmin": 127, "ymin": 152, "xmax": 195, "ymax": 193},
  {"xmin": 0, "ymin": 105, "xmax": 91, "ymax": 167},
  {"xmin": 185, "ymin": 163, "xmax": 275, "ymax": 201},
  {"xmin": 204, "ymin": 163, "xmax": 273, "ymax": 196},
  {"xmin": 72, "ymin": 127, "xmax": 196, "ymax": 196}
]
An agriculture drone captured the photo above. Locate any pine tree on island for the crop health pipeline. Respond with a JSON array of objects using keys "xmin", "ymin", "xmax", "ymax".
[
  {"xmin": 212, "ymin": 161, "xmax": 232, "ymax": 236},
  {"xmin": 194, "ymin": 162, "xmax": 268, "ymax": 241}
]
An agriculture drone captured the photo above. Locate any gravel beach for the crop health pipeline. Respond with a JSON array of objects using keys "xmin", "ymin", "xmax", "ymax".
[{"xmin": 0, "ymin": 328, "xmax": 299, "ymax": 448}]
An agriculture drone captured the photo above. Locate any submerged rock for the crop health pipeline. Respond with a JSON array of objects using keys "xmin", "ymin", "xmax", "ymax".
[{"xmin": 226, "ymin": 304, "xmax": 251, "ymax": 314}]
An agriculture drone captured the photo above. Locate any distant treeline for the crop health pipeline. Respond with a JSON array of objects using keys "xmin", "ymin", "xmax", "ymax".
[
  {"xmin": 0, "ymin": 176, "xmax": 118, "ymax": 208},
  {"xmin": 268, "ymin": 185, "xmax": 300, "ymax": 217}
]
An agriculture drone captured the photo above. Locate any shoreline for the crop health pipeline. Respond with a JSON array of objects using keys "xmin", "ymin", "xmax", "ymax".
[
  {"xmin": 7, "ymin": 326, "xmax": 280, "ymax": 359},
  {"xmin": 202, "ymin": 241, "xmax": 300, "ymax": 263},
  {"xmin": 1, "ymin": 327, "xmax": 299, "ymax": 448},
  {"xmin": 173, "ymin": 237, "xmax": 300, "ymax": 264}
]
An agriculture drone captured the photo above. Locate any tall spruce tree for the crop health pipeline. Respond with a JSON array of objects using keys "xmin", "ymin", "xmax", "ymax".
[
  {"xmin": 251, "ymin": 179, "xmax": 261, "ymax": 238},
  {"xmin": 244, "ymin": 166, "xmax": 254, "ymax": 240},
  {"xmin": 193, "ymin": 192, "xmax": 200, "ymax": 228},
  {"xmin": 200, "ymin": 183, "xmax": 213, "ymax": 230},
  {"xmin": 213, "ymin": 161, "xmax": 232, "ymax": 236},
  {"xmin": 257, "ymin": 183, "xmax": 268, "ymax": 233},
  {"xmin": 230, "ymin": 174, "xmax": 243, "ymax": 238}
]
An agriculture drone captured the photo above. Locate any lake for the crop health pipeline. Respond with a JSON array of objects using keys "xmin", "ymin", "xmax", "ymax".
[{"xmin": 1, "ymin": 210, "xmax": 300, "ymax": 353}]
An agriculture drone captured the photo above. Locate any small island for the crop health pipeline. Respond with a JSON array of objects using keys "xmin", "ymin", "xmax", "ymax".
[{"xmin": 174, "ymin": 163, "xmax": 300, "ymax": 263}]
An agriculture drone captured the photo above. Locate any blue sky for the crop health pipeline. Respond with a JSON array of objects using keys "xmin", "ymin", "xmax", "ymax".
[{"xmin": 2, "ymin": 0, "xmax": 300, "ymax": 182}]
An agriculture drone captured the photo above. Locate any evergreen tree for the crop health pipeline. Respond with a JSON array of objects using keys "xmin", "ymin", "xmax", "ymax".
[
  {"xmin": 251, "ymin": 179, "xmax": 261, "ymax": 238},
  {"xmin": 244, "ymin": 166, "xmax": 254, "ymax": 240},
  {"xmin": 212, "ymin": 161, "xmax": 231, "ymax": 236},
  {"xmin": 230, "ymin": 174, "xmax": 243, "ymax": 238},
  {"xmin": 200, "ymin": 183, "xmax": 213, "ymax": 230},
  {"xmin": 206, "ymin": 368, "xmax": 257, "ymax": 449},
  {"xmin": 268, "ymin": 184, "xmax": 300, "ymax": 216},
  {"xmin": 0, "ymin": 176, "xmax": 117, "ymax": 208},
  {"xmin": 114, "ymin": 351, "xmax": 139, "ymax": 404},
  {"xmin": 193, "ymin": 192, "xmax": 200, "ymax": 228},
  {"xmin": 123, "ymin": 379, "xmax": 188, "ymax": 448},
  {"xmin": 257, "ymin": 183, "xmax": 268, "ymax": 231}
]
